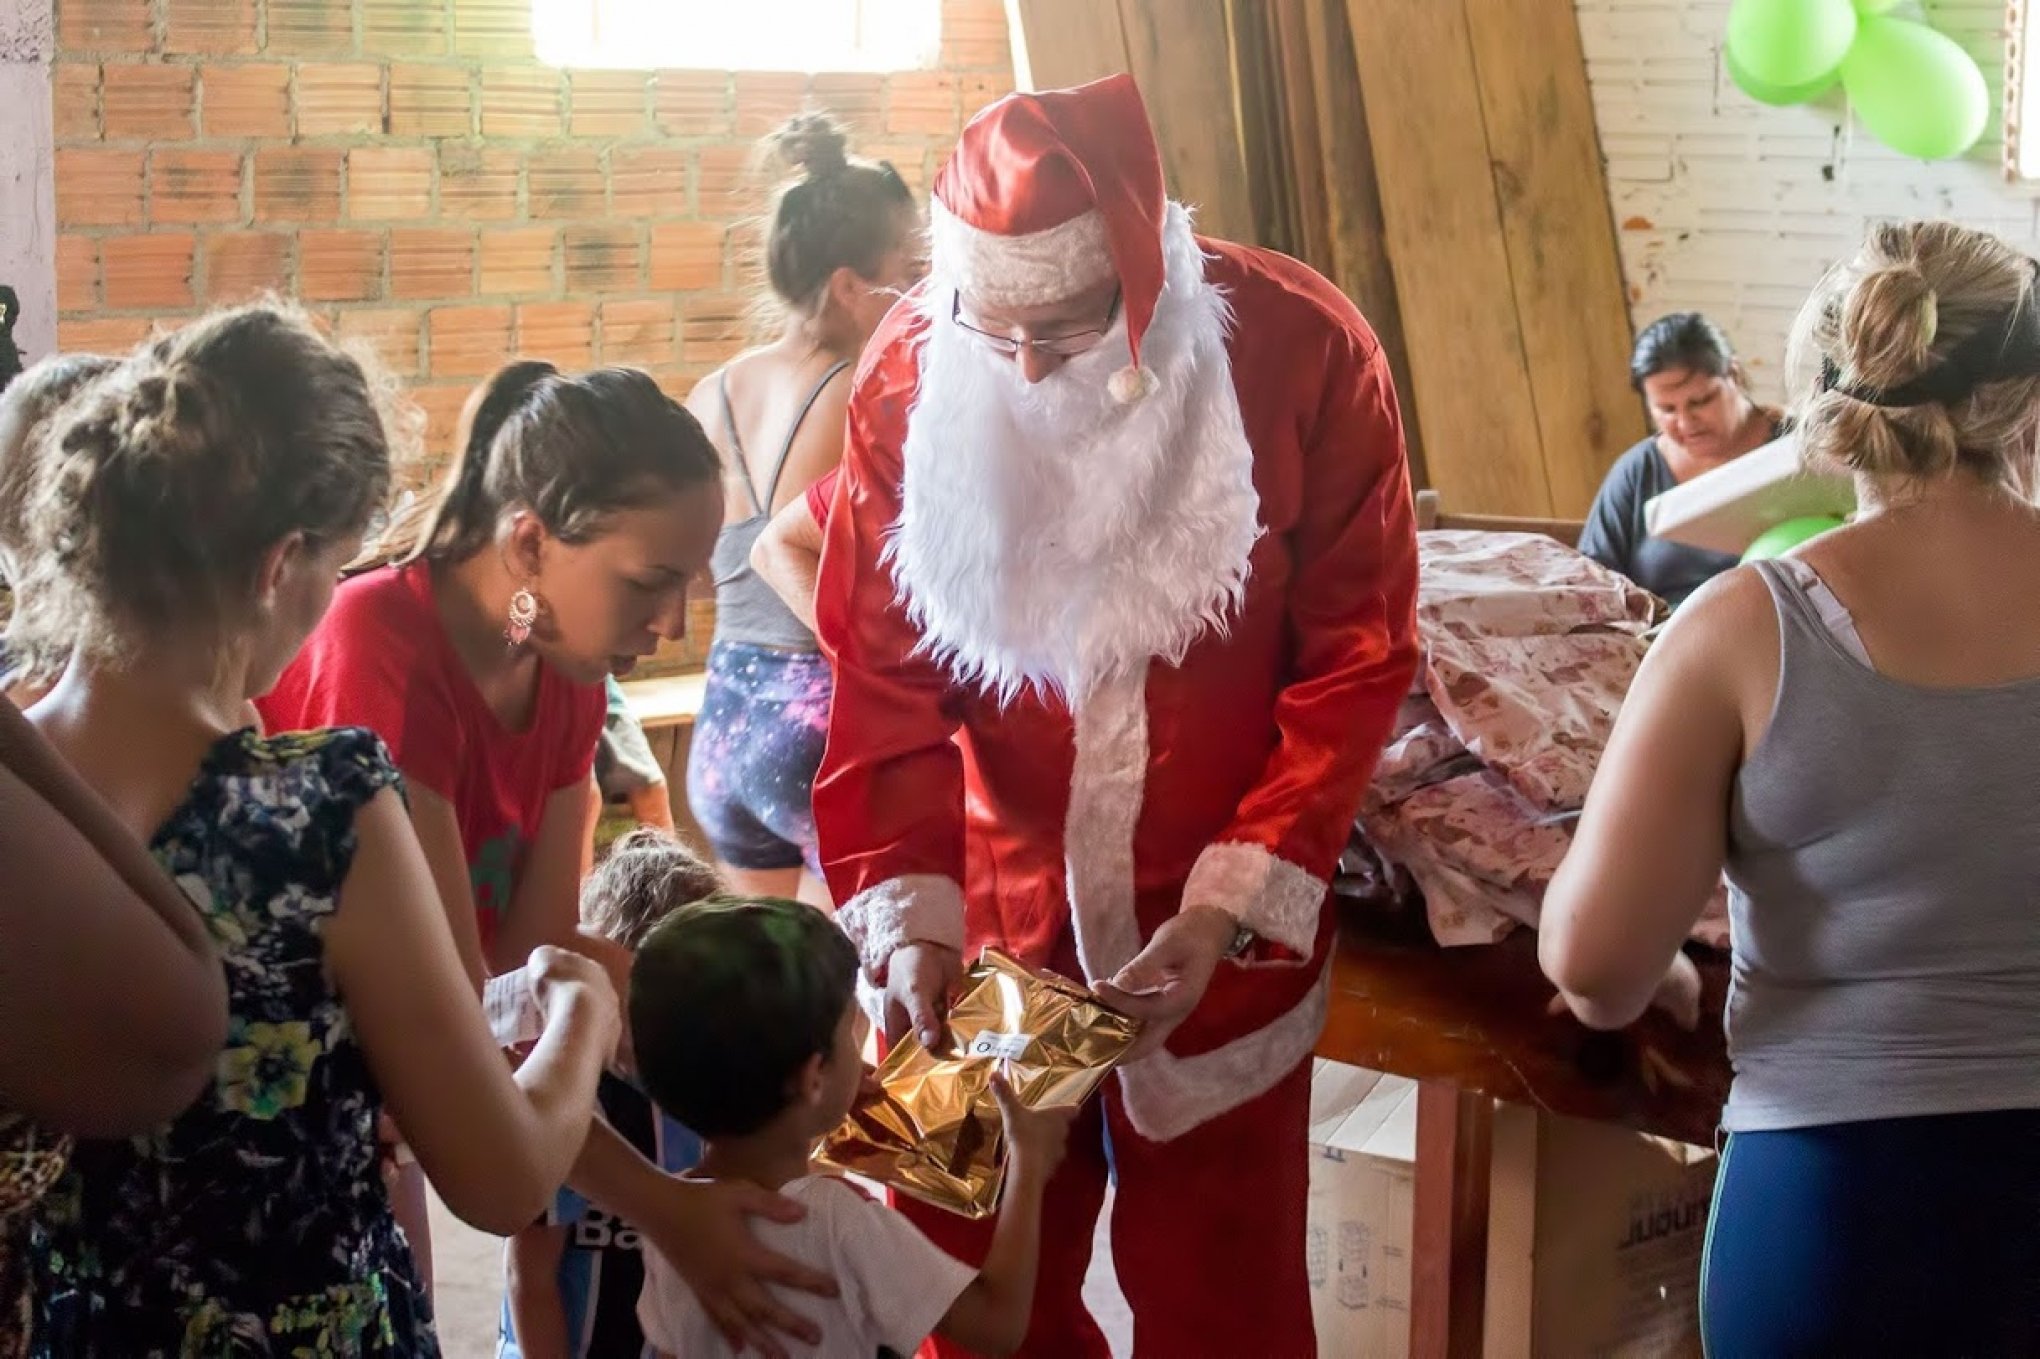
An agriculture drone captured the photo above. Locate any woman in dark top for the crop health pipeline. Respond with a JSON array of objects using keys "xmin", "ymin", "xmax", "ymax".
[{"xmin": 1579, "ymin": 313, "xmax": 1782, "ymax": 606}]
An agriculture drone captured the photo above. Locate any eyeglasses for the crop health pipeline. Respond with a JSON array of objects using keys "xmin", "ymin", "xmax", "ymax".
[{"xmin": 951, "ymin": 288, "xmax": 1121, "ymax": 358}]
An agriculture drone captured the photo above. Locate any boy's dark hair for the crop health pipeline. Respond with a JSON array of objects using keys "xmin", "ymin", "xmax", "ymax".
[{"xmin": 630, "ymin": 895, "xmax": 858, "ymax": 1139}]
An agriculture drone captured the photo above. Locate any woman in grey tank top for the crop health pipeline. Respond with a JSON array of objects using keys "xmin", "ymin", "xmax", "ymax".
[
  {"xmin": 1541, "ymin": 220, "xmax": 2040, "ymax": 1356},
  {"xmin": 682, "ymin": 114, "xmax": 924, "ymax": 905}
]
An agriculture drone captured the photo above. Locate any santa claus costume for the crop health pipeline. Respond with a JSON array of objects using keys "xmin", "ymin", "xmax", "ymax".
[{"xmin": 814, "ymin": 75, "xmax": 1419, "ymax": 1357}]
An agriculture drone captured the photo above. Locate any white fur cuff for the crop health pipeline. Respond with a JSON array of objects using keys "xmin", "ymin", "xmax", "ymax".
[
  {"xmin": 836, "ymin": 874, "xmax": 968, "ymax": 981},
  {"xmin": 1182, "ymin": 843, "xmax": 1328, "ymax": 957},
  {"xmin": 929, "ymin": 199, "xmax": 1115, "ymax": 310}
]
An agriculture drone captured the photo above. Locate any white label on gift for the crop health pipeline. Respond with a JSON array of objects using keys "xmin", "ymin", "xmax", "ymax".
[
  {"xmin": 485, "ymin": 967, "xmax": 543, "ymax": 1049},
  {"xmin": 965, "ymin": 1031, "xmax": 1033, "ymax": 1061}
]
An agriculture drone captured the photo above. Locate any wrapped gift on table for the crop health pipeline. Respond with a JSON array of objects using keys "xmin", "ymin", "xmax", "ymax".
[
  {"xmin": 1644, "ymin": 431, "xmax": 1854, "ymax": 556},
  {"xmin": 818, "ymin": 949, "xmax": 1140, "ymax": 1218}
]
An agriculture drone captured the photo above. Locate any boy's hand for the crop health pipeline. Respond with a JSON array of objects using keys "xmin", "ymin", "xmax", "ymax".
[{"xmin": 988, "ymin": 1071, "xmax": 1076, "ymax": 1179}]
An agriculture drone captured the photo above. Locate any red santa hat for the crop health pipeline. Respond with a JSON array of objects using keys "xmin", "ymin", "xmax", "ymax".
[{"xmin": 929, "ymin": 73, "xmax": 1166, "ymax": 403}]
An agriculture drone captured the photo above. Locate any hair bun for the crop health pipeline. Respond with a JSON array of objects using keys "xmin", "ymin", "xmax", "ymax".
[
  {"xmin": 1841, "ymin": 258, "xmax": 1940, "ymax": 392},
  {"xmin": 774, "ymin": 113, "xmax": 849, "ymax": 178}
]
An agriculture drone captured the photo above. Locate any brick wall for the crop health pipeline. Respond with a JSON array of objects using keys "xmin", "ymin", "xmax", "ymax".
[
  {"xmin": 50, "ymin": 0, "xmax": 1014, "ymax": 457},
  {"xmin": 1579, "ymin": 0, "xmax": 2033, "ymax": 401}
]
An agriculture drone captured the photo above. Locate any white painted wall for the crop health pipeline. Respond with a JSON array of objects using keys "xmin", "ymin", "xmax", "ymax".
[
  {"xmin": 0, "ymin": 0, "xmax": 55, "ymax": 363},
  {"xmin": 1577, "ymin": 0, "xmax": 2032, "ymax": 400}
]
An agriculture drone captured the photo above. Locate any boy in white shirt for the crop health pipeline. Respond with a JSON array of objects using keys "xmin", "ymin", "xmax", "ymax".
[{"xmin": 628, "ymin": 883, "xmax": 1075, "ymax": 1358}]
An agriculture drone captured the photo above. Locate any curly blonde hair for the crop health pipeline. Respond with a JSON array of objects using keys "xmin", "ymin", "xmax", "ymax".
[{"xmin": 1787, "ymin": 220, "xmax": 2040, "ymax": 496}]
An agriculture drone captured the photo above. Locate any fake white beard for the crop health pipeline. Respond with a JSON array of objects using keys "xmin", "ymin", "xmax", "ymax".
[{"xmin": 887, "ymin": 204, "xmax": 1262, "ymax": 707}]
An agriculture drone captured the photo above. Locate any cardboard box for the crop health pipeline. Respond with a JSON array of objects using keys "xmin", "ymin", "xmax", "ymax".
[
  {"xmin": 1484, "ymin": 1105, "xmax": 1716, "ymax": 1359},
  {"xmin": 1643, "ymin": 431, "xmax": 1854, "ymax": 556},
  {"xmin": 1308, "ymin": 1063, "xmax": 1716, "ymax": 1359}
]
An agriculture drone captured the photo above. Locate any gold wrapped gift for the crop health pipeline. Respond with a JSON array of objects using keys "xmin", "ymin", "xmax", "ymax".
[{"xmin": 817, "ymin": 949, "xmax": 1141, "ymax": 1219}]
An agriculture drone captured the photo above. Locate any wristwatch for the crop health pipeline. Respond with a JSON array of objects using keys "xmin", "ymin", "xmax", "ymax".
[{"xmin": 1222, "ymin": 922, "xmax": 1255, "ymax": 960}]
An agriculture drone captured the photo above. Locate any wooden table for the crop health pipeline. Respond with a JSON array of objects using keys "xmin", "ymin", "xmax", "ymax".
[{"xmin": 1315, "ymin": 904, "xmax": 1730, "ymax": 1358}]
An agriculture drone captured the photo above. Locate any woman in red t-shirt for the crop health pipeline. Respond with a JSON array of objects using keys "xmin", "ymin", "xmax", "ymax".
[{"xmin": 261, "ymin": 360, "xmax": 834, "ymax": 1352}]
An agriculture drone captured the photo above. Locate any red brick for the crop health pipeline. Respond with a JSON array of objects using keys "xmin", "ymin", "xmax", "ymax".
[
  {"xmin": 695, "ymin": 145, "xmax": 752, "ymax": 220},
  {"xmin": 438, "ymin": 147, "xmax": 520, "ymax": 222},
  {"xmin": 254, "ymin": 146, "xmax": 342, "ymax": 222},
  {"xmin": 869, "ymin": 140, "xmax": 931, "ymax": 192},
  {"xmin": 886, "ymin": 72, "xmax": 959, "ymax": 137},
  {"xmin": 808, "ymin": 74, "xmax": 884, "ymax": 137},
  {"xmin": 569, "ymin": 71, "xmax": 648, "ymax": 139},
  {"xmin": 59, "ymin": 0, "xmax": 155, "ymax": 54},
  {"xmin": 404, "ymin": 382, "xmax": 472, "ymax": 459},
  {"xmin": 451, "ymin": 0, "xmax": 533, "ymax": 58},
  {"xmin": 203, "ymin": 231, "xmax": 291, "ymax": 302},
  {"xmin": 960, "ymin": 71, "xmax": 1014, "ymax": 122},
  {"xmin": 100, "ymin": 63, "xmax": 197, "ymax": 140},
  {"xmin": 362, "ymin": 0, "xmax": 450, "ymax": 57},
  {"xmin": 101, "ymin": 233, "xmax": 196, "ymax": 310},
  {"xmin": 56, "ymin": 236, "xmax": 101, "ymax": 312},
  {"xmin": 164, "ymin": 0, "xmax": 259, "ymax": 54},
  {"xmin": 562, "ymin": 225, "xmax": 641, "ymax": 293},
  {"xmin": 527, "ymin": 149, "xmax": 605, "ymax": 220},
  {"xmin": 295, "ymin": 63, "xmax": 383, "ymax": 137},
  {"xmin": 335, "ymin": 307, "xmax": 423, "ymax": 376},
  {"xmin": 389, "ymin": 227, "xmax": 474, "ymax": 300},
  {"xmin": 480, "ymin": 70, "xmax": 561, "ymax": 138},
  {"xmin": 681, "ymin": 299, "xmax": 748, "ymax": 364},
  {"xmin": 58, "ymin": 317, "xmax": 154, "ymax": 354},
  {"xmin": 52, "ymin": 64, "xmax": 102, "ymax": 142},
  {"xmin": 733, "ymin": 72, "xmax": 809, "ymax": 138},
  {"xmin": 478, "ymin": 226, "xmax": 556, "ymax": 296},
  {"xmin": 940, "ymin": 0, "xmax": 1011, "ymax": 70},
  {"xmin": 653, "ymin": 71, "xmax": 731, "ymax": 137},
  {"xmin": 203, "ymin": 63, "xmax": 293, "ymax": 138},
  {"xmin": 515, "ymin": 301, "xmax": 595, "ymax": 369},
  {"xmin": 428, "ymin": 304, "xmax": 514, "ymax": 377},
  {"xmin": 265, "ymin": 0, "xmax": 356, "ymax": 56},
  {"xmin": 611, "ymin": 148, "xmax": 688, "ymax": 219},
  {"xmin": 599, "ymin": 299, "xmax": 676, "ymax": 368},
  {"xmin": 388, "ymin": 65, "xmax": 470, "ymax": 137},
  {"xmin": 298, "ymin": 229, "xmax": 385, "ymax": 302},
  {"xmin": 348, "ymin": 147, "xmax": 434, "ymax": 220},
  {"xmin": 55, "ymin": 149, "xmax": 145, "ymax": 226},
  {"xmin": 649, "ymin": 222, "xmax": 724, "ymax": 291},
  {"xmin": 150, "ymin": 150, "xmax": 244, "ymax": 225}
]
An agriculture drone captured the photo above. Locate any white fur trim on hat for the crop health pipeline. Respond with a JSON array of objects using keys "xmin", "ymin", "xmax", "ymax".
[{"xmin": 929, "ymin": 199, "xmax": 1115, "ymax": 310}]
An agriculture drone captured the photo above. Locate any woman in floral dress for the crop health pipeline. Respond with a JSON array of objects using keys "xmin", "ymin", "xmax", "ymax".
[{"xmin": 16, "ymin": 304, "xmax": 618, "ymax": 1355}]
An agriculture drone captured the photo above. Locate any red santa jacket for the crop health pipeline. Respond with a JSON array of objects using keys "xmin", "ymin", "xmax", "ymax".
[{"xmin": 814, "ymin": 239, "xmax": 1419, "ymax": 1141}]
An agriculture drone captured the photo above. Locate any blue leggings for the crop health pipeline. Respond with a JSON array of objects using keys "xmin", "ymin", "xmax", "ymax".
[{"xmin": 1702, "ymin": 1109, "xmax": 2040, "ymax": 1357}]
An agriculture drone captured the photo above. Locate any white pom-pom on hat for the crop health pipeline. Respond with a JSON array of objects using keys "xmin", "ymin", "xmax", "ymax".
[{"xmin": 1109, "ymin": 365, "xmax": 1157, "ymax": 403}]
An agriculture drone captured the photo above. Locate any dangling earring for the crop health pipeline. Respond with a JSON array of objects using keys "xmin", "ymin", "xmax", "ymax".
[{"xmin": 505, "ymin": 588, "xmax": 539, "ymax": 648}]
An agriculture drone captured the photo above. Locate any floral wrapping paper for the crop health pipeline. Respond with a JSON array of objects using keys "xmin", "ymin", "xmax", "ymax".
[{"xmin": 1352, "ymin": 531, "xmax": 1731, "ymax": 949}]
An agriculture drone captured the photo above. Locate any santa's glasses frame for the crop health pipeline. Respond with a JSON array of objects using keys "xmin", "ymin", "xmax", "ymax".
[{"xmin": 950, "ymin": 288, "xmax": 1122, "ymax": 358}]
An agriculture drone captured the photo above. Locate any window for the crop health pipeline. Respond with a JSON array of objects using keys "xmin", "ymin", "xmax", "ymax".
[
  {"xmin": 533, "ymin": 0, "xmax": 942, "ymax": 73},
  {"xmin": 2010, "ymin": 0, "xmax": 2039, "ymax": 177}
]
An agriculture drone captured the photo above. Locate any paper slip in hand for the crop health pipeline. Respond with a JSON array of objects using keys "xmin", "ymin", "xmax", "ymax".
[{"xmin": 484, "ymin": 967, "xmax": 543, "ymax": 1049}]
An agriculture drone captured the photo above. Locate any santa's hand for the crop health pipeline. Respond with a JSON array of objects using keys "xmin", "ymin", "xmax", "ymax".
[
  {"xmin": 1094, "ymin": 906, "xmax": 1238, "ymax": 1063},
  {"xmin": 883, "ymin": 942, "xmax": 962, "ymax": 1052}
]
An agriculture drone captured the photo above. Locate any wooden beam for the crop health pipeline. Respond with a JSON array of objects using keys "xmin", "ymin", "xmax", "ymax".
[
  {"xmin": 1302, "ymin": 0, "xmax": 1428, "ymax": 491},
  {"xmin": 1345, "ymin": 0, "xmax": 1549, "ymax": 516},
  {"xmin": 1227, "ymin": 0, "xmax": 1297, "ymax": 256},
  {"xmin": 1465, "ymin": 0, "xmax": 1643, "ymax": 516},
  {"xmin": 1411, "ymin": 1081, "xmax": 1494, "ymax": 1359},
  {"xmin": 1002, "ymin": 0, "xmax": 1128, "ymax": 92},
  {"xmin": 1115, "ymin": 0, "xmax": 1256, "ymax": 244},
  {"xmin": 1269, "ymin": 0, "xmax": 1332, "ymax": 269}
]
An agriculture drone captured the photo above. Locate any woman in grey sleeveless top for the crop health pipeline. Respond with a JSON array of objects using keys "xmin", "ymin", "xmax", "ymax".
[
  {"xmin": 1541, "ymin": 220, "xmax": 2040, "ymax": 1356},
  {"xmin": 682, "ymin": 114, "xmax": 923, "ymax": 904}
]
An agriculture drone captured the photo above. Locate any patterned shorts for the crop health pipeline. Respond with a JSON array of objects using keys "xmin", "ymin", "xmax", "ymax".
[{"xmin": 685, "ymin": 641, "xmax": 832, "ymax": 873}]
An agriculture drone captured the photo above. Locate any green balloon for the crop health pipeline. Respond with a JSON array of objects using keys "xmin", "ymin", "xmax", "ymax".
[
  {"xmin": 1742, "ymin": 516, "xmax": 1845, "ymax": 562},
  {"xmin": 1725, "ymin": 0, "xmax": 1858, "ymax": 89},
  {"xmin": 1841, "ymin": 17, "xmax": 1989, "ymax": 160},
  {"xmin": 1725, "ymin": 41, "xmax": 1841, "ymax": 106}
]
